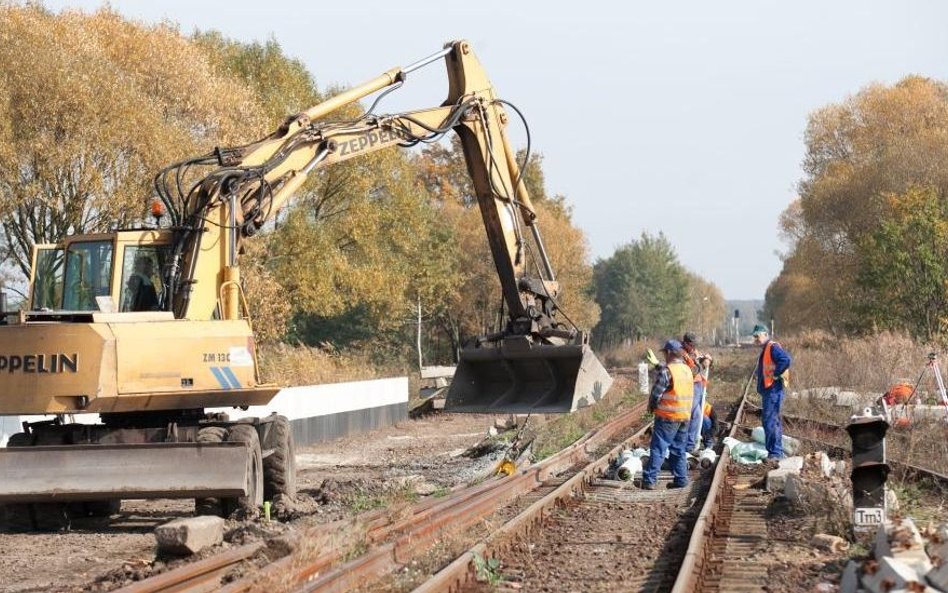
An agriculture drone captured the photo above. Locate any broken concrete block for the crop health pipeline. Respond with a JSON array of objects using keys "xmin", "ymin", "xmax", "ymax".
[
  {"xmin": 925, "ymin": 524, "xmax": 948, "ymax": 565},
  {"xmin": 839, "ymin": 560, "xmax": 859, "ymax": 593},
  {"xmin": 155, "ymin": 516, "xmax": 224, "ymax": 555},
  {"xmin": 874, "ymin": 525, "xmax": 892, "ymax": 561},
  {"xmin": 892, "ymin": 545, "xmax": 933, "ymax": 576},
  {"xmin": 778, "ymin": 456, "xmax": 804, "ymax": 471},
  {"xmin": 766, "ymin": 468, "xmax": 799, "ymax": 493},
  {"xmin": 784, "ymin": 472, "xmax": 805, "ymax": 504},
  {"xmin": 861, "ymin": 556, "xmax": 924, "ymax": 592},
  {"xmin": 927, "ymin": 561, "xmax": 948, "ymax": 591},
  {"xmin": 818, "ymin": 452, "xmax": 835, "ymax": 478},
  {"xmin": 892, "ymin": 518, "xmax": 926, "ymax": 551}
]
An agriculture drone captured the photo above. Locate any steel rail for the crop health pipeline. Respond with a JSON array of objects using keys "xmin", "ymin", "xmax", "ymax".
[
  {"xmin": 111, "ymin": 542, "xmax": 264, "ymax": 593},
  {"xmin": 411, "ymin": 409, "xmax": 657, "ymax": 593},
  {"xmin": 125, "ymin": 400, "xmax": 649, "ymax": 593},
  {"xmin": 668, "ymin": 373, "xmax": 754, "ymax": 593}
]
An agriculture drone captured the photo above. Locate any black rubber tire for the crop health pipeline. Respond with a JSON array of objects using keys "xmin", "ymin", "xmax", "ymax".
[
  {"xmin": 221, "ymin": 424, "xmax": 263, "ymax": 517},
  {"xmin": 194, "ymin": 426, "xmax": 228, "ymax": 516},
  {"xmin": 81, "ymin": 500, "xmax": 121, "ymax": 517},
  {"xmin": 263, "ymin": 416, "xmax": 297, "ymax": 500},
  {"xmin": 2, "ymin": 505, "xmax": 35, "ymax": 532},
  {"xmin": 32, "ymin": 503, "xmax": 69, "ymax": 532}
]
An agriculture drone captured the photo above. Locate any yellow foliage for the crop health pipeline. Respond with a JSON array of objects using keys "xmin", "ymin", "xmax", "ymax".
[
  {"xmin": 768, "ymin": 76, "xmax": 948, "ymax": 335},
  {"xmin": 0, "ymin": 5, "xmax": 264, "ymax": 276}
]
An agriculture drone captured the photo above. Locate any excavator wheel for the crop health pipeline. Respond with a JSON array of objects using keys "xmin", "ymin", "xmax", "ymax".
[
  {"xmin": 263, "ymin": 416, "xmax": 297, "ymax": 500},
  {"xmin": 70, "ymin": 500, "xmax": 121, "ymax": 518},
  {"xmin": 32, "ymin": 503, "xmax": 70, "ymax": 532},
  {"xmin": 194, "ymin": 426, "xmax": 228, "ymax": 516},
  {"xmin": 221, "ymin": 424, "xmax": 263, "ymax": 517}
]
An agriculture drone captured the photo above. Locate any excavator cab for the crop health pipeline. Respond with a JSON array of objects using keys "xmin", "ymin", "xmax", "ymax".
[{"xmin": 29, "ymin": 232, "xmax": 172, "ymax": 315}]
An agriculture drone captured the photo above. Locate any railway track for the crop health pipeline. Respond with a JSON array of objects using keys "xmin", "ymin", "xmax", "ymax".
[
  {"xmin": 117, "ymin": 376, "xmax": 948, "ymax": 593},
  {"xmin": 113, "ymin": 399, "xmax": 652, "ymax": 593}
]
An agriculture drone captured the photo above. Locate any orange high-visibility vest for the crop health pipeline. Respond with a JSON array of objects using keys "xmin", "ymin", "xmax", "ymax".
[
  {"xmin": 761, "ymin": 341, "xmax": 787, "ymax": 389},
  {"xmin": 655, "ymin": 362, "xmax": 694, "ymax": 422}
]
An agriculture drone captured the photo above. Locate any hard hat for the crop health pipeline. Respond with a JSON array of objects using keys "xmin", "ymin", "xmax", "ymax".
[
  {"xmin": 661, "ymin": 339, "xmax": 683, "ymax": 353},
  {"xmin": 752, "ymin": 324, "xmax": 769, "ymax": 336}
]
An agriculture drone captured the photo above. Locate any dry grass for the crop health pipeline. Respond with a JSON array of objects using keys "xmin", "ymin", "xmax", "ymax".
[
  {"xmin": 782, "ymin": 331, "xmax": 932, "ymax": 393},
  {"xmin": 530, "ymin": 376, "xmax": 642, "ymax": 461},
  {"xmin": 596, "ymin": 340, "xmax": 651, "ymax": 369},
  {"xmin": 256, "ymin": 342, "xmax": 401, "ymax": 386}
]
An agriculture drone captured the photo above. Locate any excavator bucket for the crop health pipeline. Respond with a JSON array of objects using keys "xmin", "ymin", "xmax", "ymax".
[{"xmin": 445, "ymin": 342, "xmax": 613, "ymax": 414}]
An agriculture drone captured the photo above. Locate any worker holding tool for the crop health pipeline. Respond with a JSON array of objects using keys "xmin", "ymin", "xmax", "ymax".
[
  {"xmin": 641, "ymin": 340, "xmax": 694, "ymax": 490},
  {"xmin": 753, "ymin": 324, "xmax": 792, "ymax": 460},
  {"xmin": 681, "ymin": 332, "xmax": 711, "ymax": 453}
]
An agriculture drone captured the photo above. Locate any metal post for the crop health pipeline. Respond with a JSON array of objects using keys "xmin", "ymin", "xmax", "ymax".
[{"xmin": 417, "ymin": 297, "xmax": 423, "ymax": 372}]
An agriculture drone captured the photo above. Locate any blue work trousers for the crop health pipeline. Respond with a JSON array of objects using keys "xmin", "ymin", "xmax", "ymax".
[
  {"xmin": 701, "ymin": 416, "xmax": 714, "ymax": 449},
  {"xmin": 761, "ymin": 388, "xmax": 785, "ymax": 458},
  {"xmin": 686, "ymin": 382, "xmax": 705, "ymax": 451},
  {"xmin": 643, "ymin": 418, "xmax": 689, "ymax": 486}
]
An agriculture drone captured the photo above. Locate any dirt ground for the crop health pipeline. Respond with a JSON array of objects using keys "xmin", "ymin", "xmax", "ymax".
[{"xmin": 0, "ymin": 412, "xmax": 507, "ymax": 593}]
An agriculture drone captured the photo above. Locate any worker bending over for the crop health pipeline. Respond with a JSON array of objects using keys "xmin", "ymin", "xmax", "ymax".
[
  {"xmin": 753, "ymin": 324, "xmax": 792, "ymax": 460},
  {"xmin": 642, "ymin": 340, "xmax": 694, "ymax": 490},
  {"xmin": 701, "ymin": 401, "xmax": 718, "ymax": 449}
]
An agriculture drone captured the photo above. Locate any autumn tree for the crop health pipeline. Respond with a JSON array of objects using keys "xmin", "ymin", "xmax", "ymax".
[
  {"xmin": 683, "ymin": 271, "xmax": 727, "ymax": 344},
  {"xmin": 415, "ymin": 139, "xmax": 600, "ymax": 361},
  {"xmin": 765, "ymin": 76, "xmax": 948, "ymax": 335},
  {"xmin": 855, "ymin": 186, "xmax": 948, "ymax": 340},
  {"xmin": 0, "ymin": 6, "xmax": 263, "ymax": 298}
]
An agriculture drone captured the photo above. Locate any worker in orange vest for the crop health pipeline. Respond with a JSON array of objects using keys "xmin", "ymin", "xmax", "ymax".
[
  {"xmin": 753, "ymin": 324, "xmax": 792, "ymax": 460},
  {"xmin": 641, "ymin": 340, "xmax": 694, "ymax": 490}
]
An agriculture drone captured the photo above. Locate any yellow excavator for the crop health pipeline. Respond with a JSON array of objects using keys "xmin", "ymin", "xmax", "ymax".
[{"xmin": 0, "ymin": 40, "xmax": 612, "ymax": 530}]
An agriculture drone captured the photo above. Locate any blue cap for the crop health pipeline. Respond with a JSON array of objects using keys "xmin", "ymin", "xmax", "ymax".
[
  {"xmin": 661, "ymin": 339, "xmax": 683, "ymax": 353},
  {"xmin": 752, "ymin": 324, "xmax": 769, "ymax": 336}
]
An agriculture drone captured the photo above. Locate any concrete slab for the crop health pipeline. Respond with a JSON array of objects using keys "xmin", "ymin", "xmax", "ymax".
[
  {"xmin": 862, "ymin": 556, "xmax": 924, "ymax": 593},
  {"xmin": 766, "ymin": 468, "xmax": 799, "ymax": 493},
  {"xmin": 778, "ymin": 456, "xmax": 804, "ymax": 471},
  {"xmin": 892, "ymin": 545, "xmax": 933, "ymax": 576},
  {"xmin": 927, "ymin": 561, "xmax": 948, "ymax": 592},
  {"xmin": 784, "ymin": 473, "xmax": 805, "ymax": 504},
  {"xmin": 155, "ymin": 516, "xmax": 225, "ymax": 555},
  {"xmin": 839, "ymin": 560, "xmax": 859, "ymax": 593}
]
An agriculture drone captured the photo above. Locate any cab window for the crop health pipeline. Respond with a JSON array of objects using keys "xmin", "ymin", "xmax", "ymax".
[
  {"xmin": 31, "ymin": 247, "xmax": 65, "ymax": 310},
  {"xmin": 120, "ymin": 246, "xmax": 169, "ymax": 312},
  {"xmin": 62, "ymin": 241, "xmax": 114, "ymax": 311}
]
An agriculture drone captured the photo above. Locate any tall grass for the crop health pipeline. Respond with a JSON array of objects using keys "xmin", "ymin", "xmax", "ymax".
[
  {"xmin": 256, "ymin": 343, "xmax": 403, "ymax": 386},
  {"xmin": 782, "ymin": 331, "xmax": 932, "ymax": 393}
]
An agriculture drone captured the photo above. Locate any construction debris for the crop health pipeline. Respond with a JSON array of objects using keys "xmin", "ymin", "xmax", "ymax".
[
  {"xmin": 841, "ymin": 518, "xmax": 948, "ymax": 593},
  {"xmin": 154, "ymin": 516, "xmax": 224, "ymax": 555}
]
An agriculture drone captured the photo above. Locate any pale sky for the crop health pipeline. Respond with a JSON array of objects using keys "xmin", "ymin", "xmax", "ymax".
[{"xmin": 41, "ymin": 1, "xmax": 948, "ymax": 299}]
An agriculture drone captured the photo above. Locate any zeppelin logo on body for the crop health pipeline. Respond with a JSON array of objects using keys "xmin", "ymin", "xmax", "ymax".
[{"xmin": 0, "ymin": 353, "xmax": 78, "ymax": 373}]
